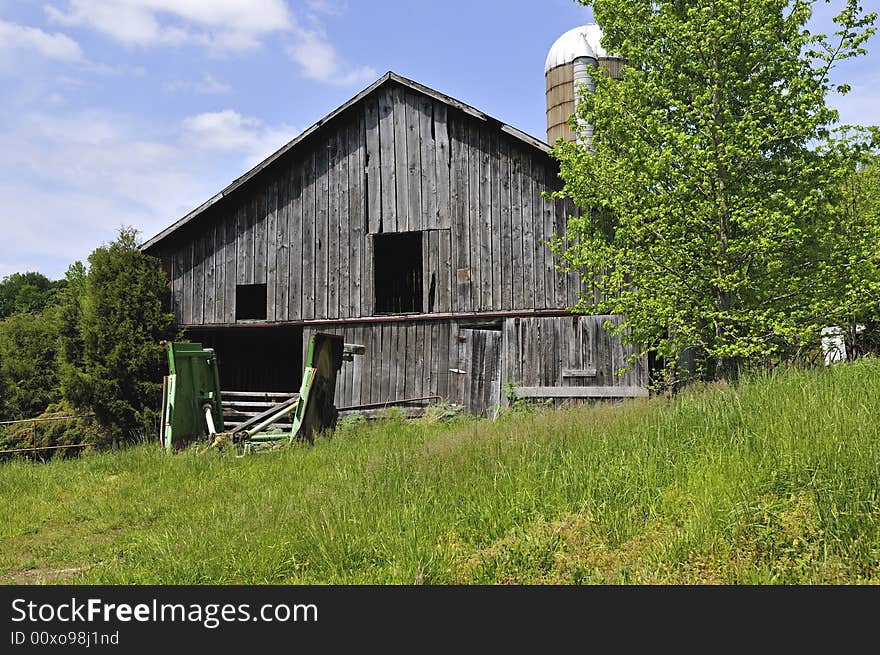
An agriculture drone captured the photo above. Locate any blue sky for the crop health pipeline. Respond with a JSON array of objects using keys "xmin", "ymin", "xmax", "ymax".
[{"xmin": 0, "ymin": 0, "xmax": 877, "ymax": 280}]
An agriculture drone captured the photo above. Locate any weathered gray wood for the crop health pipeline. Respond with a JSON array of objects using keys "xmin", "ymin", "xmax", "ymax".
[
  {"xmin": 224, "ymin": 212, "xmax": 236, "ymax": 322},
  {"xmin": 213, "ymin": 217, "xmax": 225, "ymax": 324},
  {"xmin": 510, "ymin": 149, "xmax": 524, "ymax": 309},
  {"xmin": 489, "ymin": 131, "xmax": 502, "ymax": 310},
  {"xmin": 301, "ymin": 152, "xmax": 316, "ymax": 320},
  {"xmin": 192, "ymin": 235, "xmax": 204, "ymax": 324},
  {"xmin": 515, "ymin": 386, "xmax": 648, "ymax": 398},
  {"xmin": 438, "ymin": 229, "xmax": 451, "ymax": 313},
  {"xmin": 349, "ymin": 116, "xmax": 364, "ymax": 318},
  {"xmin": 521, "ymin": 154, "xmax": 535, "ymax": 309},
  {"xmin": 289, "ymin": 163, "xmax": 303, "ymax": 321},
  {"xmin": 365, "ymin": 96, "xmax": 382, "ymax": 235},
  {"xmin": 405, "ymin": 91, "xmax": 422, "ymax": 231},
  {"xmin": 275, "ymin": 170, "xmax": 289, "ymax": 322},
  {"xmin": 478, "ymin": 124, "xmax": 492, "ymax": 311},
  {"xmin": 450, "ymin": 118, "xmax": 470, "ymax": 313},
  {"xmin": 418, "ymin": 96, "xmax": 437, "ymax": 230},
  {"xmin": 392, "ymin": 85, "xmax": 409, "ymax": 232},
  {"xmin": 266, "ymin": 180, "xmax": 277, "ymax": 320},
  {"xmin": 328, "ymin": 133, "xmax": 340, "ymax": 319},
  {"xmin": 254, "ymin": 191, "xmax": 267, "ymax": 284},
  {"xmin": 542, "ymin": 165, "xmax": 555, "ymax": 309},
  {"xmin": 317, "ymin": 140, "xmax": 330, "ymax": 318},
  {"xmin": 434, "ymin": 103, "xmax": 451, "ymax": 230},
  {"xmin": 499, "ymin": 138, "xmax": 513, "ymax": 309},
  {"xmin": 377, "ymin": 86, "xmax": 396, "ymax": 233},
  {"xmin": 563, "ymin": 368, "xmax": 598, "ymax": 378}
]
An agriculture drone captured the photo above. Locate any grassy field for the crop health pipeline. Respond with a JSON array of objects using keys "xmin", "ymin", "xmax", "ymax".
[{"xmin": 1, "ymin": 360, "xmax": 879, "ymax": 584}]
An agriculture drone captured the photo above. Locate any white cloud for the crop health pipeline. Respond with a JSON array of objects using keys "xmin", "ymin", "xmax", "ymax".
[
  {"xmin": 0, "ymin": 107, "xmax": 297, "ymax": 278},
  {"xmin": 0, "ymin": 18, "xmax": 84, "ymax": 62},
  {"xmin": 44, "ymin": 0, "xmax": 294, "ymax": 51},
  {"xmin": 305, "ymin": 0, "xmax": 348, "ymax": 16},
  {"xmin": 165, "ymin": 72, "xmax": 232, "ymax": 95},
  {"xmin": 287, "ymin": 29, "xmax": 376, "ymax": 86},
  {"xmin": 182, "ymin": 109, "xmax": 298, "ymax": 167}
]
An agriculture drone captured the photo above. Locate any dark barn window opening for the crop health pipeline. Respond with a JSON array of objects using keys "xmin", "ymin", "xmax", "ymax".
[
  {"xmin": 235, "ymin": 283, "xmax": 268, "ymax": 320},
  {"xmin": 374, "ymin": 232, "xmax": 423, "ymax": 314}
]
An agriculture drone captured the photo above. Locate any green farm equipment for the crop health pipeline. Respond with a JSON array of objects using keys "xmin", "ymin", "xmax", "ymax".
[{"xmin": 160, "ymin": 333, "xmax": 355, "ymax": 454}]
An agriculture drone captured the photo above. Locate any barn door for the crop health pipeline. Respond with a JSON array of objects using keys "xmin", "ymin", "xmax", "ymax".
[{"xmin": 458, "ymin": 328, "xmax": 502, "ymax": 417}]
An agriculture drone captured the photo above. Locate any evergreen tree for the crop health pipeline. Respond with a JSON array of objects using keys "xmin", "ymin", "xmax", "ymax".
[{"xmin": 59, "ymin": 228, "xmax": 179, "ymax": 446}]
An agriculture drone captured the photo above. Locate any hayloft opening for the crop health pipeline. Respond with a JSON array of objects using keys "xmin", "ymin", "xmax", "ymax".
[
  {"xmin": 373, "ymin": 232, "xmax": 423, "ymax": 314},
  {"xmin": 235, "ymin": 283, "xmax": 267, "ymax": 321}
]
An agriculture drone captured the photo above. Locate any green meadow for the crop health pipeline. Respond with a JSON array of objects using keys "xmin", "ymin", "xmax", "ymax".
[{"xmin": 2, "ymin": 360, "xmax": 878, "ymax": 584}]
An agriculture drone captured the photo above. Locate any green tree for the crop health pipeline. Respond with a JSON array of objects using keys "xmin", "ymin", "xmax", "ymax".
[
  {"xmin": 0, "ymin": 271, "xmax": 66, "ymax": 319},
  {"xmin": 0, "ymin": 308, "xmax": 62, "ymax": 420},
  {"xmin": 59, "ymin": 228, "xmax": 179, "ymax": 447},
  {"xmin": 552, "ymin": 0, "xmax": 878, "ymax": 382}
]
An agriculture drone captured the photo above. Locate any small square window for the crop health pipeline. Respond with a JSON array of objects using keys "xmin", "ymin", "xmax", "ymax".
[
  {"xmin": 236, "ymin": 283, "xmax": 267, "ymax": 320},
  {"xmin": 373, "ymin": 232, "xmax": 423, "ymax": 314}
]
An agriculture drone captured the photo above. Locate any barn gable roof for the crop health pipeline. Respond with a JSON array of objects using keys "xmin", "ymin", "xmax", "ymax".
[{"xmin": 140, "ymin": 71, "xmax": 551, "ymax": 253}]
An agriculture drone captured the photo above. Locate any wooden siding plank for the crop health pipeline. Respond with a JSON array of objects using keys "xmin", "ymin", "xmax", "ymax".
[
  {"xmin": 521, "ymin": 154, "xmax": 535, "ymax": 309},
  {"xmin": 203, "ymin": 225, "xmax": 215, "ymax": 324},
  {"xmin": 213, "ymin": 218, "xmax": 225, "ymax": 324},
  {"xmin": 510, "ymin": 148, "xmax": 524, "ymax": 309},
  {"xmin": 328, "ymin": 133, "xmax": 340, "ymax": 319},
  {"xmin": 434, "ymin": 103, "xmax": 451, "ymax": 230},
  {"xmin": 438, "ymin": 229, "xmax": 451, "ymax": 313},
  {"xmin": 392, "ymin": 85, "xmax": 409, "ymax": 232},
  {"xmin": 289, "ymin": 163, "xmax": 304, "ymax": 321},
  {"xmin": 378, "ymin": 87, "xmax": 396, "ymax": 233},
  {"xmin": 266, "ymin": 180, "xmax": 277, "ymax": 320},
  {"xmin": 301, "ymin": 152, "xmax": 316, "ymax": 320},
  {"xmin": 192, "ymin": 235, "xmax": 204, "ymax": 325},
  {"xmin": 418, "ymin": 96, "xmax": 437, "ymax": 230},
  {"xmin": 171, "ymin": 249, "xmax": 184, "ymax": 323},
  {"xmin": 477, "ymin": 123, "xmax": 491, "ymax": 311},
  {"xmin": 275, "ymin": 170, "xmax": 290, "ymax": 322},
  {"xmin": 541, "ymin": 164, "xmax": 554, "ymax": 309},
  {"xmin": 554, "ymin": 194, "xmax": 567, "ymax": 309},
  {"xmin": 500, "ymin": 138, "xmax": 513, "ymax": 310},
  {"xmin": 255, "ymin": 192, "xmax": 267, "ymax": 284},
  {"xmin": 224, "ymin": 212, "xmax": 236, "ymax": 322},
  {"xmin": 515, "ymin": 386, "xmax": 648, "ymax": 398},
  {"xmin": 349, "ymin": 116, "xmax": 364, "ymax": 318},
  {"xmin": 490, "ymin": 132, "xmax": 502, "ymax": 311},
  {"xmin": 365, "ymin": 96, "xmax": 382, "ymax": 235},
  {"xmin": 451, "ymin": 117, "xmax": 470, "ymax": 313},
  {"xmin": 316, "ymin": 139, "xmax": 329, "ymax": 318},
  {"xmin": 405, "ymin": 91, "xmax": 422, "ymax": 231}
]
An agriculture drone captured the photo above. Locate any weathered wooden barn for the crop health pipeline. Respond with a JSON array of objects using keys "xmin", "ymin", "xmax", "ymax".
[{"xmin": 141, "ymin": 71, "xmax": 647, "ymax": 416}]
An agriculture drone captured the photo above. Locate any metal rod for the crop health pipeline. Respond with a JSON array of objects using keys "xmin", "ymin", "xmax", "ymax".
[
  {"xmin": 0, "ymin": 444, "xmax": 88, "ymax": 455},
  {"xmin": 338, "ymin": 396, "xmax": 444, "ymax": 411},
  {"xmin": 182, "ymin": 309, "xmax": 575, "ymax": 330},
  {"xmin": 0, "ymin": 415, "xmax": 93, "ymax": 426}
]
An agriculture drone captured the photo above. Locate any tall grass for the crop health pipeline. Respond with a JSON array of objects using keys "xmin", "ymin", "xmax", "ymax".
[{"xmin": 1, "ymin": 360, "xmax": 878, "ymax": 584}]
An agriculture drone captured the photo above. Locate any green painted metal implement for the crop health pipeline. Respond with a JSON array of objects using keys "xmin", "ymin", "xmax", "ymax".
[
  {"xmin": 160, "ymin": 342, "xmax": 224, "ymax": 453},
  {"xmin": 160, "ymin": 333, "xmax": 348, "ymax": 454}
]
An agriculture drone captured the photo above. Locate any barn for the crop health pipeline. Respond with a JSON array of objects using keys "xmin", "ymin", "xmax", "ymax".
[{"xmin": 141, "ymin": 67, "xmax": 648, "ymax": 417}]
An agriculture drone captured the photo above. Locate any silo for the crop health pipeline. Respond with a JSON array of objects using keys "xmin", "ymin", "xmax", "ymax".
[{"xmin": 545, "ymin": 24, "xmax": 622, "ymax": 145}]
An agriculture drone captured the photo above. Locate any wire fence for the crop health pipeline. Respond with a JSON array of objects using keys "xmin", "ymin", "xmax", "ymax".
[{"xmin": 0, "ymin": 415, "xmax": 93, "ymax": 458}]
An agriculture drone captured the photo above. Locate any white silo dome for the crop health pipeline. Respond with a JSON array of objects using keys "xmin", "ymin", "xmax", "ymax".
[{"xmin": 544, "ymin": 23, "xmax": 609, "ymax": 72}]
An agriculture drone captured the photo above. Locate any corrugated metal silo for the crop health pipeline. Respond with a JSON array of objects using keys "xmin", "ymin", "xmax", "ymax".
[{"xmin": 545, "ymin": 24, "xmax": 622, "ymax": 145}]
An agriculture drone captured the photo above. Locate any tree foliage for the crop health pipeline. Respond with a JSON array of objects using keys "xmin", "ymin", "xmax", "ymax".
[
  {"xmin": 552, "ymin": 0, "xmax": 878, "ymax": 382},
  {"xmin": 0, "ymin": 307, "xmax": 62, "ymax": 421},
  {"xmin": 0, "ymin": 271, "xmax": 66, "ymax": 319},
  {"xmin": 58, "ymin": 228, "xmax": 179, "ymax": 446}
]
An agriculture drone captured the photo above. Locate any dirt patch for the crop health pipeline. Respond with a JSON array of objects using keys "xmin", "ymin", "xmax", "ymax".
[{"xmin": 3, "ymin": 564, "xmax": 90, "ymax": 584}]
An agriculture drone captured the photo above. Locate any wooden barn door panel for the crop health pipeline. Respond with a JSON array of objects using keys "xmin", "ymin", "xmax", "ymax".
[{"xmin": 457, "ymin": 328, "xmax": 502, "ymax": 417}]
